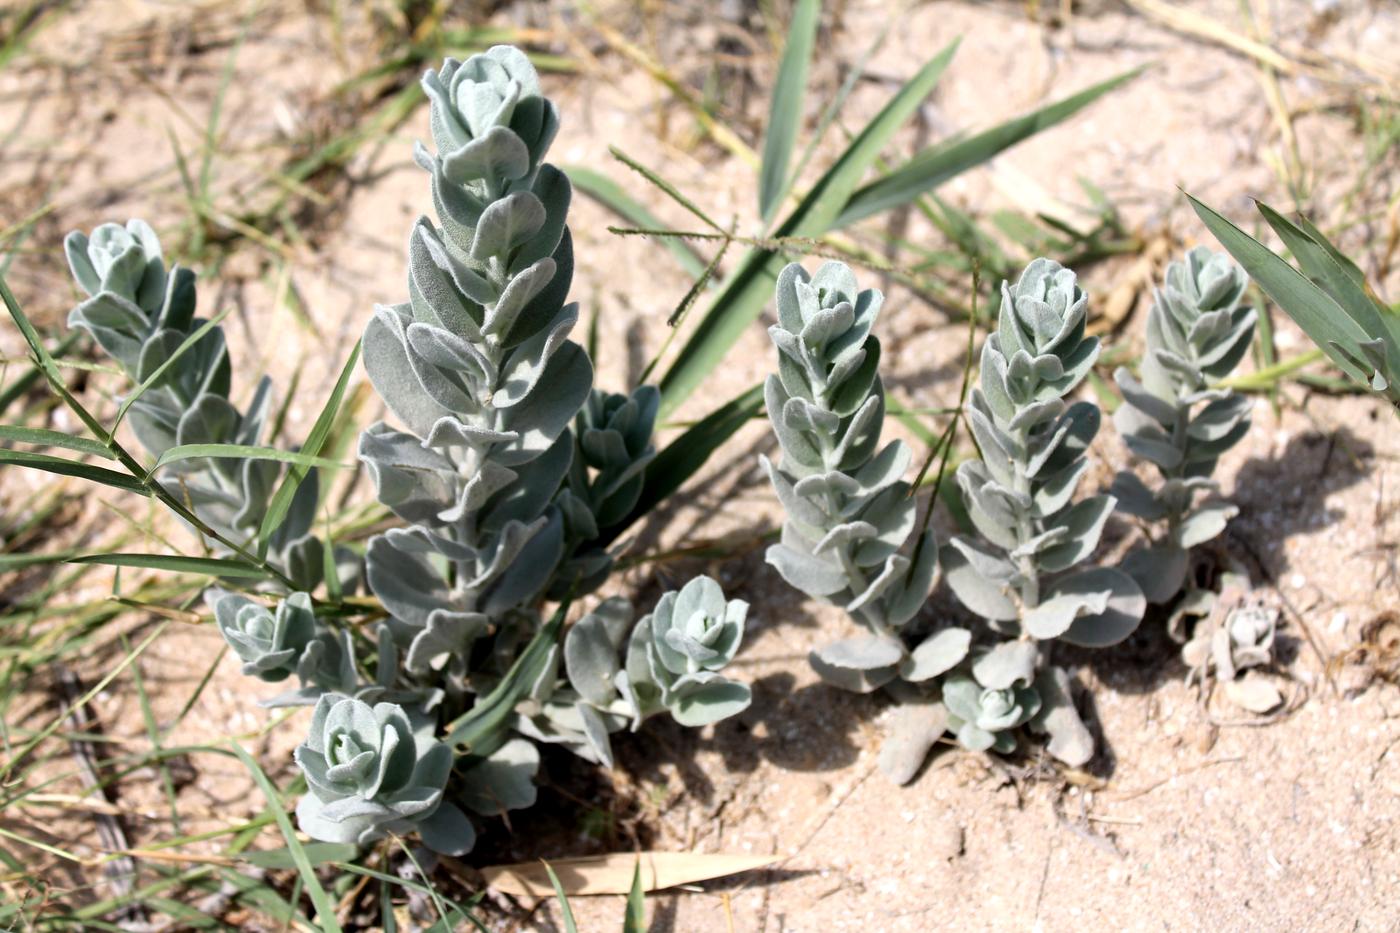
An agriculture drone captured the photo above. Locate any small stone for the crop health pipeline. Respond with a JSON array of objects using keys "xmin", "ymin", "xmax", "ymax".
[{"xmin": 933, "ymin": 823, "xmax": 965, "ymax": 861}]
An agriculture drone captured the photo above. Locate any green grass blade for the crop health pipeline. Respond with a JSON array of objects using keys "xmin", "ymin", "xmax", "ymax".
[
  {"xmin": 0, "ymin": 332, "xmax": 80, "ymax": 418},
  {"xmin": 257, "ymin": 340, "xmax": 361, "ymax": 558},
  {"xmin": 758, "ymin": 0, "xmax": 820, "ymax": 223},
  {"xmin": 0, "ymin": 1, "xmax": 71, "ymax": 72},
  {"xmin": 1255, "ymin": 202, "xmax": 1400, "ymax": 357},
  {"xmin": 199, "ymin": 7, "xmax": 253, "ymax": 200},
  {"xmin": 231, "ymin": 743, "xmax": 343, "ymax": 933},
  {"xmin": 0, "ymin": 448, "xmax": 147, "ymax": 493},
  {"xmin": 445, "ymin": 602, "xmax": 566, "ymax": 750},
  {"xmin": 0, "ymin": 424, "xmax": 113, "ymax": 458},
  {"xmin": 623, "ymin": 859, "xmax": 646, "ymax": 933},
  {"xmin": 784, "ymin": 4, "xmax": 897, "ymax": 204},
  {"xmin": 0, "ymin": 549, "xmax": 80, "ymax": 571},
  {"xmin": 657, "ymin": 39, "xmax": 959, "ymax": 416},
  {"xmin": 834, "ymin": 67, "xmax": 1141, "ymax": 228},
  {"xmin": 601, "ymin": 383, "xmax": 764, "ymax": 544},
  {"xmin": 243, "ymin": 842, "xmax": 360, "ymax": 870},
  {"xmin": 565, "ymin": 165, "xmax": 706, "ymax": 278},
  {"xmin": 1188, "ymin": 193, "xmax": 1372, "ymax": 384},
  {"xmin": 1288, "ymin": 212, "xmax": 1377, "ymax": 294},
  {"xmin": 542, "ymin": 861, "xmax": 578, "ymax": 933},
  {"xmin": 70, "ymin": 553, "xmax": 272, "ymax": 579},
  {"xmin": 151, "ymin": 443, "xmax": 350, "ymax": 474}
]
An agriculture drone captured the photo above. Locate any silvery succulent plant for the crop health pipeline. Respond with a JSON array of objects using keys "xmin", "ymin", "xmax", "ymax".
[
  {"xmin": 294, "ymin": 694, "xmax": 473, "ymax": 854},
  {"xmin": 1112, "ymin": 247, "xmax": 1255, "ymax": 607},
  {"xmin": 63, "ymin": 221, "xmax": 325, "ymax": 589},
  {"xmin": 759, "ymin": 260, "xmax": 948, "ymax": 782},
  {"xmin": 551, "ymin": 386, "xmax": 661, "ymax": 597},
  {"xmin": 623, "ymin": 574, "xmax": 751, "ymax": 726},
  {"xmin": 515, "ymin": 596, "xmax": 639, "ymax": 766},
  {"xmin": 941, "ymin": 258, "xmax": 1146, "ymax": 765},
  {"xmin": 206, "ymin": 589, "xmax": 373, "ymax": 707},
  {"xmin": 1179, "ymin": 577, "xmax": 1282, "ymax": 714},
  {"xmin": 942, "ymin": 673, "xmax": 1040, "ymax": 754},
  {"xmin": 519, "ymin": 577, "xmax": 752, "ymax": 768},
  {"xmin": 358, "ymin": 45, "xmax": 598, "ymax": 689},
  {"xmin": 212, "ymin": 590, "xmax": 318, "ymax": 682},
  {"xmin": 274, "ymin": 45, "xmax": 746, "ymax": 851},
  {"xmin": 41, "ymin": 44, "xmax": 752, "ymax": 862}
]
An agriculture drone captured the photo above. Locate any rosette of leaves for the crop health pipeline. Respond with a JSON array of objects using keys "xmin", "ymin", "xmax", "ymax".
[
  {"xmin": 942, "ymin": 258, "xmax": 1145, "ymax": 765},
  {"xmin": 358, "ymin": 46, "xmax": 596, "ymax": 686},
  {"xmin": 621, "ymin": 574, "xmax": 751, "ymax": 726},
  {"xmin": 293, "ymin": 693, "xmax": 474, "ymax": 854},
  {"xmin": 519, "ymin": 577, "xmax": 752, "ymax": 768},
  {"xmin": 1111, "ymin": 247, "xmax": 1255, "ymax": 606},
  {"xmin": 941, "ymin": 641, "xmax": 1042, "ymax": 754},
  {"xmin": 207, "ymin": 589, "xmax": 399, "ymax": 708},
  {"xmin": 64, "ymin": 220, "xmax": 324, "ymax": 589},
  {"xmin": 213, "ymin": 590, "xmax": 320, "ymax": 682},
  {"xmin": 758, "ymin": 260, "xmax": 946, "ymax": 782},
  {"xmin": 1181, "ymin": 582, "xmax": 1283, "ymax": 714}
]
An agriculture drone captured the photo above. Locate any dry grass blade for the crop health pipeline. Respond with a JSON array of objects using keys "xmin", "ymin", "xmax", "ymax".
[
  {"xmin": 1122, "ymin": 0, "xmax": 1359, "ymax": 82},
  {"xmin": 481, "ymin": 852, "xmax": 779, "ymax": 897},
  {"xmin": 587, "ymin": 20, "xmax": 758, "ymax": 167}
]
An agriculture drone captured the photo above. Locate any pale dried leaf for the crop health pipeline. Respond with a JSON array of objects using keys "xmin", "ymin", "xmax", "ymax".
[{"xmin": 1224, "ymin": 675, "xmax": 1282, "ymax": 713}]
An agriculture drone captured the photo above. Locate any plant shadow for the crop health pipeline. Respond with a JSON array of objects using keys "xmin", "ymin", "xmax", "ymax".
[{"xmin": 1228, "ymin": 423, "xmax": 1374, "ymax": 579}]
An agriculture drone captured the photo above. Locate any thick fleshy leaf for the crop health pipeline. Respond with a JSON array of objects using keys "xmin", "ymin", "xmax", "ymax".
[
  {"xmin": 365, "ymin": 534, "xmax": 456, "ymax": 629},
  {"xmin": 671, "ymin": 681, "xmax": 752, "ymax": 727},
  {"xmin": 816, "ymin": 635, "xmax": 903, "ymax": 670},
  {"xmin": 899, "ymin": 627, "xmax": 970, "ymax": 682},
  {"xmin": 1175, "ymin": 502, "xmax": 1237, "ymax": 549},
  {"xmin": 766, "ymin": 542, "xmax": 848, "ymax": 598},
  {"xmin": 498, "ymin": 342, "xmax": 593, "ymax": 465},
  {"xmin": 970, "ymin": 639, "xmax": 1037, "ymax": 689},
  {"xmin": 418, "ymin": 802, "xmax": 476, "ymax": 856},
  {"xmin": 471, "ymin": 191, "xmax": 546, "ymax": 262},
  {"xmin": 1029, "ymin": 666, "xmax": 1093, "ymax": 766},
  {"xmin": 1035, "ymin": 494, "xmax": 1115, "ymax": 573},
  {"xmin": 1119, "ymin": 544, "xmax": 1188, "ymax": 604},
  {"xmin": 1054, "ymin": 567, "xmax": 1146, "ymax": 647},
  {"xmin": 880, "ymin": 528, "xmax": 940, "ymax": 627},
  {"xmin": 877, "ymin": 695, "xmax": 948, "ymax": 785},
  {"xmin": 941, "ymin": 537, "xmax": 1019, "ymax": 622},
  {"xmin": 1108, "ymin": 470, "xmax": 1165, "ymax": 521},
  {"xmin": 565, "ymin": 609, "xmax": 624, "ymax": 706},
  {"xmin": 460, "ymin": 738, "xmax": 540, "ymax": 816},
  {"xmin": 810, "ymin": 634, "xmax": 902, "ymax": 691},
  {"xmin": 1224, "ymin": 675, "xmax": 1283, "ymax": 713},
  {"xmin": 363, "ymin": 305, "xmax": 448, "ymax": 437}
]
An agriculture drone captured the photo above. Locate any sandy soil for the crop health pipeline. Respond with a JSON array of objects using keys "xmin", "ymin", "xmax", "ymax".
[{"xmin": 3, "ymin": 0, "xmax": 1399, "ymax": 930}]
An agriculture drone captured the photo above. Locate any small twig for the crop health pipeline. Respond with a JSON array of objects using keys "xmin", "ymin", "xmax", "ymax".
[{"xmin": 1104, "ymin": 756, "xmax": 1245, "ymax": 802}]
